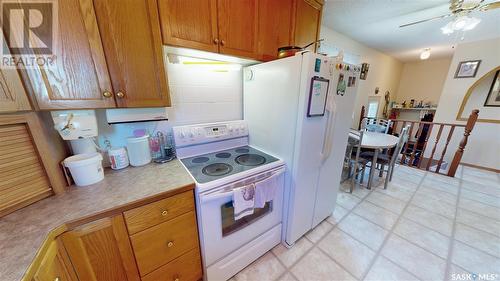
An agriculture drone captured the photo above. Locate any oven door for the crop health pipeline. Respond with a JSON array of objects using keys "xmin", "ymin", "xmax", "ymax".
[{"xmin": 199, "ymin": 166, "xmax": 285, "ymax": 266}]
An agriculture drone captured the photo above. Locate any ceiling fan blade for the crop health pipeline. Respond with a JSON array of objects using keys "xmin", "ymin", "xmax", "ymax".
[
  {"xmin": 450, "ymin": 0, "xmax": 464, "ymax": 12},
  {"xmin": 478, "ymin": 1, "xmax": 500, "ymax": 11},
  {"xmin": 399, "ymin": 14, "xmax": 453, "ymax": 28}
]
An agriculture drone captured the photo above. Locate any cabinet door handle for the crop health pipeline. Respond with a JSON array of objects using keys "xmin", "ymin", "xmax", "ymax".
[
  {"xmin": 174, "ymin": 278, "xmax": 180, "ymax": 281},
  {"xmin": 220, "ymin": 40, "xmax": 225, "ymax": 46},
  {"xmin": 213, "ymin": 38, "xmax": 219, "ymax": 45},
  {"xmin": 161, "ymin": 210, "xmax": 168, "ymax": 216},
  {"xmin": 116, "ymin": 91, "xmax": 125, "ymax": 98},
  {"xmin": 102, "ymin": 91, "xmax": 113, "ymax": 98},
  {"xmin": 54, "ymin": 277, "xmax": 60, "ymax": 281},
  {"xmin": 167, "ymin": 241, "xmax": 174, "ymax": 248}
]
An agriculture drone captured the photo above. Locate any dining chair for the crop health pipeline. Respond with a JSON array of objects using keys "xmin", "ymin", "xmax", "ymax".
[
  {"xmin": 349, "ymin": 129, "xmax": 368, "ymax": 193},
  {"xmin": 359, "ymin": 125, "xmax": 410, "ymax": 189},
  {"xmin": 362, "ymin": 118, "xmax": 392, "ymax": 134}
]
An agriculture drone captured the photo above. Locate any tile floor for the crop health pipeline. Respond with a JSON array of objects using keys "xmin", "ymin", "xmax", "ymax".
[{"xmin": 230, "ymin": 165, "xmax": 500, "ymax": 281}]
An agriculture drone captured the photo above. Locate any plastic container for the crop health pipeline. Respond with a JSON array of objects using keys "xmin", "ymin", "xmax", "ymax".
[
  {"xmin": 108, "ymin": 147, "xmax": 129, "ymax": 170},
  {"xmin": 64, "ymin": 153, "xmax": 104, "ymax": 186},
  {"xmin": 126, "ymin": 135, "xmax": 152, "ymax": 166}
]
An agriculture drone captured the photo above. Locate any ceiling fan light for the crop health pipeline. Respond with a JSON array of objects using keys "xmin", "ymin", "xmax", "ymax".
[
  {"xmin": 463, "ymin": 17, "xmax": 481, "ymax": 30},
  {"xmin": 441, "ymin": 22, "xmax": 455, "ymax": 34},
  {"xmin": 453, "ymin": 17, "xmax": 469, "ymax": 30},
  {"xmin": 420, "ymin": 49, "xmax": 431, "ymax": 60}
]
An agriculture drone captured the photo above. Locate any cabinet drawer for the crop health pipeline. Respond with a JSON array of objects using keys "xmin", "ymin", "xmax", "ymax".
[
  {"xmin": 124, "ymin": 191, "xmax": 194, "ymax": 235},
  {"xmin": 141, "ymin": 248, "xmax": 202, "ymax": 281},
  {"xmin": 130, "ymin": 211, "xmax": 199, "ymax": 276}
]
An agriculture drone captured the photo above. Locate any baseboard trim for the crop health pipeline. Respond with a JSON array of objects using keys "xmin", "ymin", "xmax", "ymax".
[{"xmin": 460, "ymin": 162, "xmax": 500, "ymax": 173}]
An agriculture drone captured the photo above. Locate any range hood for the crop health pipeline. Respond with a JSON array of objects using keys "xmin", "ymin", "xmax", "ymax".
[{"xmin": 105, "ymin": 108, "xmax": 168, "ymax": 124}]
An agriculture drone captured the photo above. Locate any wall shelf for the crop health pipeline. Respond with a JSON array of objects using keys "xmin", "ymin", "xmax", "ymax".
[{"xmin": 391, "ymin": 107, "xmax": 437, "ymax": 111}]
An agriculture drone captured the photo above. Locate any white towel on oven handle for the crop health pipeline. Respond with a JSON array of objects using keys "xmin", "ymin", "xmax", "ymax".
[
  {"xmin": 254, "ymin": 172, "xmax": 280, "ymax": 208},
  {"xmin": 233, "ymin": 184, "xmax": 256, "ymax": 220}
]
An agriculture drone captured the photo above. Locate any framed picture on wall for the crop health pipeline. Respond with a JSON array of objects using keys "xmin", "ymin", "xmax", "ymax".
[
  {"xmin": 454, "ymin": 60, "xmax": 481, "ymax": 78},
  {"xmin": 484, "ymin": 70, "xmax": 500, "ymax": 107}
]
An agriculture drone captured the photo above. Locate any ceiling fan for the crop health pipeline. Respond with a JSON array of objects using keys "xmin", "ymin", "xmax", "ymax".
[{"xmin": 399, "ymin": 0, "xmax": 500, "ymax": 28}]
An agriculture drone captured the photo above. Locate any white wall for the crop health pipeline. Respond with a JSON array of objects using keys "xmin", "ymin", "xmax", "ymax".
[
  {"xmin": 320, "ymin": 26, "xmax": 404, "ymax": 128},
  {"xmin": 430, "ymin": 37, "xmax": 500, "ymax": 170},
  {"xmin": 396, "ymin": 58, "xmax": 451, "ymax": 105},
  {"xmin": 96, "ymin": 58, "xmax": 243, "ymax": 149}
]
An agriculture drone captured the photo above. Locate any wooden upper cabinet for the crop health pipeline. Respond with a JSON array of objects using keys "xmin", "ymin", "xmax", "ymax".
[
  {"xmin": 217, "ymin": 0, "xmax": 259, "ymax": 59},
  {"xmin": 0, "ymin": 31, "xmax": 31, "ymax": 113},
  {"xmin": 158, "ymin": 0, "xmax": 219, "ymax": 53},
  {"xmin": 93, "ymin": 0, "xmax": 170, "ymax": 108},
  {"xmin": 292, "ymin": 0, "xmax": 322, "ymax": 52},
  {"xmin": 61, "ymin": 215, "xmax": 141, "ymax": 281},
  {"xmin": 32, "ymin": 239, "xmax": 78, "ymax": 281},
  {"xmin": 0, "ymin": 67, "xmax": 31, "ymax": 113},
  {"xmin": 19, "ymin": 0, "xmax": 116, "ymax": 109},
  {"xmin": 257, "ymin": 0, "xmax": 293, "ymax": 61}
]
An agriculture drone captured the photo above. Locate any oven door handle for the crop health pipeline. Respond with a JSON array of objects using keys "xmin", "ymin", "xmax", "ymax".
[{"xmin": 200, "ymin": 167, "xmax": 285, "ymax": 203}]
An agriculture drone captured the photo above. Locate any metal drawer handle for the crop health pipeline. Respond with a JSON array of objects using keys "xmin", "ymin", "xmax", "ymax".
[
  {"xmin": 161, "ymin": 210, "xmax": 168, "ymax": 216},
  {"xmin": 167, "ymin": 241, "xmax": 174, "ymax": 248},
  {"xmin": 54, "ymin": 278, "xmax": 60, "ymax": 281},
  {"xmin": 174, "ymin": 278, "xmax": 180, "ymax": 281}
]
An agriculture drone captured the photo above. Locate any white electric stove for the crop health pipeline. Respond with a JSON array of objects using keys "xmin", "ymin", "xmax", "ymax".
[{"xmin": 173, "ymin": 120, "xmax": 285, "ymax": 281}]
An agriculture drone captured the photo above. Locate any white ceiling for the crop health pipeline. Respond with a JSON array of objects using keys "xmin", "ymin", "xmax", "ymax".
[{"xmin": 322, "ymin": 0, "xmax": 500, "ymax": 62}]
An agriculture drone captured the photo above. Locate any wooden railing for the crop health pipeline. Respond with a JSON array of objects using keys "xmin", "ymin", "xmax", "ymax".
[{"xmin": 358, "ymin": 106, "xmax": 479, "ymax": 177}]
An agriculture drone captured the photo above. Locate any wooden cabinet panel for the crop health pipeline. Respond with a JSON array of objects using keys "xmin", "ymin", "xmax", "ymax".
[
  {"xmin": 93, "ymin": 0, "xmax": 170, "ymax": 108},
  {"xmin": 158, "ymin": 0, "xmax": 219, "ymax": 53},
  {"xmin": 217, "ymin": 0, "xmax": 259, "ymax": 59},
  {"xmin": 130, "ymin": 211, "xmax": 199, "ymax": 276},
  {"xmin": 14, "ymin": 0, "xmax": 116, "ymax": 109},
  {"xmin": 257, "ymin": 0, "xmax": 293, "ymax": 61},
  {"xmin": 61, "ymin": 215, "xmax": 140, "ymax": 281},
  {"xmin": 0, "ymin": 118, "xmax": 54, "ymax": 217},
  {"xmin": 142, "ymin": 249, "xmax": 202, "ymax": 281},
  {"xmin": 292, "ymin": 0, "xmax": 322, "ymax": 52},
  {"xmin": 124, "ymin": 191, "xmax": 194, "ymax": 235},
  {"xmin": 0, "ymin": 32, "xmax": 31, "ymax": 112},
  {"xmin": 33, "ymin": 240, "xmax": 78, "ymax": 281}
]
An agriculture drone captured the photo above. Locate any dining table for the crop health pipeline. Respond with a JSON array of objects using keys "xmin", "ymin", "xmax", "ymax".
[{"xmin": 348, "ymin": 129, "xmax": 400, "ymax": 189}]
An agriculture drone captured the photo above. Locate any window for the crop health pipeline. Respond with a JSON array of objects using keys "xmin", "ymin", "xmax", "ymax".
[{"xmin": 367, "ymin": 97, "xmax": 380, "ymax": 118}]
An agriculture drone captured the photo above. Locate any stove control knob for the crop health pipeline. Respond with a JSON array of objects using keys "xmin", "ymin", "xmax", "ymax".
[
  {"xmin": 179, "ymin": 131, "xmax": 186, "ymax": 138},
  {"xmin": 228, "ymin": 126, "xmax": 233, "ymax": 132}
]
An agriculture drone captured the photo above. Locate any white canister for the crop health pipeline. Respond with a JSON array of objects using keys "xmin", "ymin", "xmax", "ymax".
[
  {"xmin": 126, "ymin": 135, "xmax": 152, "ymax": 167},
  {"xmin": 64, "ymin": 153, "xmax": 104, "ymax": 186},
  {"xmin": 108, "ymin": 147, "xmax": 129, "ymax": 170}
]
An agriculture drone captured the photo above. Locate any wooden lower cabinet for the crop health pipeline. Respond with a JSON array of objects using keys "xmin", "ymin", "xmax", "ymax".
[
  {"xmin": 32, "ymin": 240, "xmax": 78, "ymax": 281},
  {"xmin": 130, "ymin": 211, "xmax": 199, "ymax": 276},
  {"xmin": 61, "ymin": 215, "xmax": 141, "ymax": 281},
  {"xmin": 142, "ymin": 248, "xmax": 202, "ymax": 281},
  {"xmin": 27, "ymin": 191, "xmax": 201, "ymax": 281}
]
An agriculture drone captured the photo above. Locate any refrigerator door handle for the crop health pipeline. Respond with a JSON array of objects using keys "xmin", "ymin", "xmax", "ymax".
[{"xmin": 320, "ymin": 100, "xmax": 336, "ymax": 163}]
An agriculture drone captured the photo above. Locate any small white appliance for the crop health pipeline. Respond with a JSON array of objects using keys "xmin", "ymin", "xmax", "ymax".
[
  {"xmin": 243, "ymin": 52, "xmax": 360, "ymax": 246},
  {"xmin": 51, "ymin": 110, "xmax": 99, "ymax": 154},
  {"xmin": 173, "ymin": 121, "xmax": 285, "ymax": 281},
  {"xmin": 126, "ymin": 135, "xmax": 152, "ymax": 166}
]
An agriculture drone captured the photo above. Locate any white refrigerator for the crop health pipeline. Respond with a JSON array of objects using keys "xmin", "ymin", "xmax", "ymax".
[{"xmin": 243, "ymin": 52, "xmax": 360, "ymax": 245}]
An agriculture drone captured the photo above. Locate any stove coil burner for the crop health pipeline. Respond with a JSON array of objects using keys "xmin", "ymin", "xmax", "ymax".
[
  {"xmin": 215, "ymin": 152, "xmax": 231, "ymax": 158},
  {"xmin": 235, "ymin": 154, "xmax": 266, "ymax": 166},
  {"xmin": 235, "ymin": 148, "xmax": 250, "ymax": 154},
  {"xmin": 192, "ymin": 157, "xmax": 210, "ymax": 164},
  {"xmin": 202, "ymin": 163, "xmax": 233, "ymax": 176}
]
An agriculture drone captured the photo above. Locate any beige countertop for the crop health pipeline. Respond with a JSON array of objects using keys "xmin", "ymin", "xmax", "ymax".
[{"xmin": 0, "ymin": 159, "xmax": 195, "ymax": 281}]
